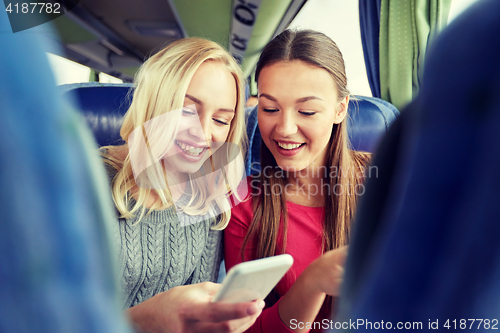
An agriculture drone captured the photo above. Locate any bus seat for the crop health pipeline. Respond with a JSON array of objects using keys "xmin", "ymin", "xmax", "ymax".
[
  {"xmin": 60, "ymin": 83, "xmax": 134, "ymax": 147},
  {"xmin": 245, "ymin": 95, "xmax": 399, "ymax": 175},
  {"xmin": 347, "ymin": 96, "xmax": 399, "ymax": 153}
]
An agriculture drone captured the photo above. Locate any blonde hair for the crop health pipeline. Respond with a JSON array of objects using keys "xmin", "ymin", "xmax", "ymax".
[{"xmin": 102, "ymin": 37, "xmax": 246, "ymax": 229}]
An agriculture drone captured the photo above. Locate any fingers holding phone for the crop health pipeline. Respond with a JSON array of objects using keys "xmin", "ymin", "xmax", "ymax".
[{"xmin": 127, "ymin": 282, "xmax": 265, "ymax": 333}]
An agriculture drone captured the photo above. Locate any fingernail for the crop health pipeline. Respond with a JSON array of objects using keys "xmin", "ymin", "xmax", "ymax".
[
  {"xmin": 247, "ymin": 304, "xmax": 258, "ymax": 315},
  {"xmin": 258, "ymin": 300, "xmax": 265, "ymax": 309}
]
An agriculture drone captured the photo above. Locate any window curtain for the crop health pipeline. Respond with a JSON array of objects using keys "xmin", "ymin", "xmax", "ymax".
[
  {"xmin": 359, "ymin": 0, "xmax": 382, "ymax": 98},
  {"xmin": 379, "ymin": 0, "xmax": 452, "ymax": 110}
]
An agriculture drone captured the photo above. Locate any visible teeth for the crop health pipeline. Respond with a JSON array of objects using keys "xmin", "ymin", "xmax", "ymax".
[
  {"xmin": 176, "ymin": 141, "xmax": 204, "ymax": 156},
  {"xmin": 278, "ymin": 142, "xmax": 302, "ymax": 150}
]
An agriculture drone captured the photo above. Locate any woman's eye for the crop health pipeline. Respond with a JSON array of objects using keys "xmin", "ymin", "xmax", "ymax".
[
  {"xmin": 262, "ymin": 108, "xmax": 279, "ymax": 113},
  {"xmin": 299, "ymin": 111, "xmax": 316, "ymax": 116},
  {"xmin": 182, "ymin": 108, "xmax": 196, "ymax": 116},
  {"xmin": 213, "ymin": 118, "xmax": 230, "ymax": 126}
]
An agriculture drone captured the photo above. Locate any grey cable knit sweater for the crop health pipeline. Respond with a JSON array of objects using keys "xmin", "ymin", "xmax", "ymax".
[{"xmin": 106, "ymin": 167, "xmax": 223, "ymax": 309}]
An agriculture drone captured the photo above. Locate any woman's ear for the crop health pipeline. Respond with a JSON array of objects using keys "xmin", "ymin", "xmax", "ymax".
[{"xmin": 334, "ymin": 95, "xmax": 349, "ymax": 124}]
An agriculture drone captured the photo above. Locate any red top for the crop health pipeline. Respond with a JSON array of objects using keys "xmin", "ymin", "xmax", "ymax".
[{"xmin": 224, "ymin": 178, "xmax": 329, "ymax": 333}]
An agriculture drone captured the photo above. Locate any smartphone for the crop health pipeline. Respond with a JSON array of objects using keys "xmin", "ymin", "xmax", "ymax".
[{"xmin": 212, "ymin": 254, "xmax": 294, "ymax": 303}]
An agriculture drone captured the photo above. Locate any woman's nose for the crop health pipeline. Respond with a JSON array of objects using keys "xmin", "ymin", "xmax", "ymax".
[
  {"xmin": 187, "ymin": 115, "xmax": 210, "ymax": 142},
  {"xmin": 275, "ymin": 112, "xmax": 298, "ymax": 137}
]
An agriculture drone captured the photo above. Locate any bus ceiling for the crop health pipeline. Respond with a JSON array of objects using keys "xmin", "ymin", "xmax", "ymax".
[{"xmin": 50, "ymin": 0, "xmax": 307, "ymax": 82}]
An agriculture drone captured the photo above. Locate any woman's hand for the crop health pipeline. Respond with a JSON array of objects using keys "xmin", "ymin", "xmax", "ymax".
[
  {"xmin": 302, "ymin": 245, "xmax": 348, "ymax": 297},
  {"xmin": 127, "ymin": 282, "xmax": 265, "ymax": 333},
  {"xmin": 278, "ymin": 246, "xmax": 348, "ymax": 332}
]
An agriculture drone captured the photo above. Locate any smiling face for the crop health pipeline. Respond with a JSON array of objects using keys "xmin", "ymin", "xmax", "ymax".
[
  {"xmin": 257, "ymin": 60, "xmax": 348, "ymax": 173},
  {"xmin": 163, "ymin": 61, "xmax": 237, "ymax": 176}
]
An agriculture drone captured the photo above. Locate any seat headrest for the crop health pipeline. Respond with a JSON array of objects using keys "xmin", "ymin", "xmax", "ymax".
[
  {"xmin": 60, "ymin": 83, "xmax": 134, "ymax": 147},
  {"xmin": 347, "ymin": 95, "xmax": 399, "ymax": 152}
]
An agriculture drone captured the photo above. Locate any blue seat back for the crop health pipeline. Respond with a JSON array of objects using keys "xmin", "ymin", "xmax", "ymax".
[
  {"xmin": 61, "ymin": 83, "xmax": 134, "ymax": 146},
  {"xmin": 347, "ymin": 96, "xmax": 399, "ymax": 152}
]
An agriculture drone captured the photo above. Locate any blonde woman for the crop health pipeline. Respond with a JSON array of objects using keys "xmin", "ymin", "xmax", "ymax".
[{"xmin": 102, "ymin": 38, "xmax": 263, "ymax": 333}]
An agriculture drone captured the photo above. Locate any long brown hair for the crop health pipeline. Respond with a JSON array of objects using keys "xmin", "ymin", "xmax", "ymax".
[{"xmin": 241, "ymin": 29, "xmax": 370, "ymax": 262}]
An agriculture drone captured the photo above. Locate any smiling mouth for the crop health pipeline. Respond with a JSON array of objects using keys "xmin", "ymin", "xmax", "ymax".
[
  {"xmin": 277, "ymin": 142, "xmax": 305, "ymax": 150},
  {"xmin": 175, "ymin": 140, "xmax": 208, "ymax": 156}
]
